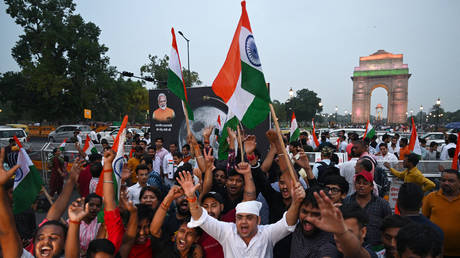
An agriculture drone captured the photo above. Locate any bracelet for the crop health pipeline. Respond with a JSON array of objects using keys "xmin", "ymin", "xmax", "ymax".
[
  {"xmin": 160, "ymin": 202, "xmax": 169, "ymax": 211},
  {"xmin": 102, "ymin": 169, "xmax": 113, "ymax": 173},
  {"xmin": 196, "ymin": 156, "xmax": 203, "ymax": 159},
  {"xmin": 103, "ymin": 180, "xmax": 114, "ymax": 184},
  {"xmin": 204, "ymin": 140, "xmax": 210, "ymax": 144},
  {"xmin": 69, "ymin": 220, "xmax": 80, "ymax": 225},
  {"xmin": 246, "ymin": 153, "xmax": 256, "ymax": 161},
  {"xmin": 187, "ymin": 195, "xmax": 197, "ymax": 203}
]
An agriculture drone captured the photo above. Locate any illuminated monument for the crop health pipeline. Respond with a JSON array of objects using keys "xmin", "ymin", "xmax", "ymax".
[{"xmin": 351, "ymin": 50, "xmax": 410, "ymax": 124}]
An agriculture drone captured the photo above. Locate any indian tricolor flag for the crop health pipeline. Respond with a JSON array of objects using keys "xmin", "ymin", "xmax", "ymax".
[
  {"xmin": 409, "ymin": 117, "xmax": 422, "ymax": 156},
  {"xmin": 59, "ymin": 138, "xmax": 67, "ymax": 151},
  {"xmin": 168, "ymin": 27, "xmax": 194, "ymax": 120},
  {"xmin": 311, "ymin": 119, "xmax": 320, "ymax": 148},
  {"xmin": 82, "ymin": 135, "xmax": 97, "ymax": 155},
  {"xmin": 212, "ymin": 1, "xmax": 270, "ymax": 129},
  {"xmin": 363, "ymin": 120, "xmax": 375, "ymax": 139},
  {"xmin": 217, "ymin": 113, "xmax": 239, "ymax": 160},
  {"xmin": 12, "ymin": 136, "xmax": 43, "ymax": 214},
  {"xmin": 290, "ymin": 112, "xmax": 300, "ymax": 143}
]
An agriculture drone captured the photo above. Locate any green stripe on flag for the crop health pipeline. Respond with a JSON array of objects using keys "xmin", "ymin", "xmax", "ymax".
[
  {"xmin": 365, "ymin": 128, "xmax": 376, "ymax": 139},
  {"xmin": 167, "ymin": 69, "xmax": 194, "ymax": 120},
  {"xmin": 240, "ymin": 62, "xmax": 270, "ymax": 103},
  {"xmin": 241, "ymin": 96, "xmax": 270, "ymax": 129},
  {"xmin": 218, "ymin": 116, "xmax": 239, "ymax": 160},
  {"xmin": 13, "ymin": 165, "xmax": 43, "ymax": 214},
  {"xmin": 290, "ymin": 128, "xmax": 300, "ymax": 143}
]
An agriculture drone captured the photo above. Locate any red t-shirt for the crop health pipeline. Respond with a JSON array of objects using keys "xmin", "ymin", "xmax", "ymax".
[
  {"xmin": 128, "ymin": 239, "xmax": 152, "ymax": 258},
  {"xmin": 105, "ymin": 208, "xmax": 125, "ymax": 254},
  {"xmin": 78, "ymin": 165, "xmax": 92, "ymax": 198},
  {"xmin": 198, "ymin": 209, "xmax": 235, "ymax": 258},
  {"xmin": 346, "ymin": 143, "xmax": 354, "ymax": 161}
]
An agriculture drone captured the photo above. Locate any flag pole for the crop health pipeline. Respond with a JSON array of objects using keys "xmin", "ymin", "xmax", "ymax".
[
  {"xmin": 181, "ymin": 101, "xmax": 191, "ymax": 135},
  {"xmin": 237, "ymin": 124, "xmax": 245, "ymax": 163}
]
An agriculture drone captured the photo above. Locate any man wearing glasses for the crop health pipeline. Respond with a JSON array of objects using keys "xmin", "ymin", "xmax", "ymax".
[{"xmin": 322, "ymin": 175, "xmax": 349, "ymax": 205}]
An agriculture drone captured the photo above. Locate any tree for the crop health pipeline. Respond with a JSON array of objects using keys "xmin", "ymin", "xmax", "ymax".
[
  {"xmin": 272, "ymin": 100, "xmax": 286, "ymax": 124},
  {"xmin": 140, "ymin": 54, "xmax": 202, "ymax": 88},
  {"xmin": 285, "ymin": 89, "xmax": 322, "ymax": 122}
]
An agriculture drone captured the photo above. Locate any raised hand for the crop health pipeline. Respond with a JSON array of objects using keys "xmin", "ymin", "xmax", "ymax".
[
  {"xmin": 244, "ymin": 135, "xmax": 257, "ymax": 155},
  {"xmin": 265, "ymin": 130, "xmax": 278, "ymax": 146},
  {"xmin": 291, "ymin": 181, "xmax": 306, "ymax": 205},
  {"xmin": 121, "ymin": 163, "xmax": 131, "ymax": 182},
  {"xmin": 227, "ymin": 127, "xmax": 236, "ymax": 141},
  {"xmin": 235, "ymin": 162, "xmax": 251, "ymax": 175},
  {"xmin": 103, "ymin": 149, "xmax": 116, "ymax": 164},
  {"xmin": 0, "ymin": 148, "xmax": 19, "ymax": 186},
  {"xmin": 68, "ymin": 198, "xmax": 89, "ymax": 222},
  {"xmin": 177, "ymin": 171, "xmax": 200, "ymax": 198},
  {"xmin": 120, "ymin": 190, "xmax": 137, "ymax": 213},
  {"xmin": 69, "ymin": 157, "xmax": 84, "ymax": 182},
  {"xmin": 383, "ymin": 162, "xmax": 391, "ymax": 169},
  {"xmin": 308, "ymin": 190, "xmax": 347, "ymax": 235},
  {"xmin": 295, "ymin": 151, "xmax": 310, "ymax": 169},
  {"xmin": 187, "ymin": 132, "xmax": 198, "ymax": 146},
  {"xmin": 203, "ymin": 126, "xmax": 214, "ymax": 140},
  {"xmin": 203, "ymin": 147, "xmax": 215, "ymax": 170},
  {"xmin": 167, "ymin": 185, "xmax": 185, "ymax": 200}
]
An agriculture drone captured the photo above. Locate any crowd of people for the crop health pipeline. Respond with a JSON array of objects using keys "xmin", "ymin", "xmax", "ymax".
[{"xmin": 0, "ymin": 126, "xmax": 459, "ymax": 258}]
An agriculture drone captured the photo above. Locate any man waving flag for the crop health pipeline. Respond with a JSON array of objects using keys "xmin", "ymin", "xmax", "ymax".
[
  {"xmin": 212, "ymin": 1, "xmax": 270, "ymax": 129},
  {"xmin": 409, "ymin": 117, "xmax": 422, "ymax": 156},
  {"xmin": 168, "ymin": 27, "xmax": 194, "ymax": 120},
  {"xmin": 290, "ymin": 112, "xmax": 300, "ymax": 143}
]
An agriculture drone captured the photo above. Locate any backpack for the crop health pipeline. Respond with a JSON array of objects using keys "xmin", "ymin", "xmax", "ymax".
[
  {"xmin": 316, "ymin": 161, "xmax": 339, "ymax": 184},
  {"xmin": 374, "ymin": 166, "xmax": 390, "ymax": 197}
]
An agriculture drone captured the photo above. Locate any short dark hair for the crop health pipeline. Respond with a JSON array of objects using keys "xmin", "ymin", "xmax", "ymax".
[
  {"xmin": 100, "ymin": 138, "xmax": 109, "ymax": 145},
  {"xmin": 139, "ymin": 140, "xmax": 147, "ymax": 145},
  {"xmin": 419, "ymin": 138, "xmax": 426, "ymax": 145},
  {"xmin": 380, "ymin": 214, "xmax": 411, "ymax": 232},
  {"xmin": 85, "ymin": 193, "xmax": 102, "ymax": 204},
  {"xmin": 290, "ymin": 141, "xmax": 300, "ymax": 147},
  {"xmin": 382, "ymin": 134, "xmax": 390, "ymax": 141},
  {"xmin": 358, "ymin": 158, "xmax": 373, "ymax": 172},
  {"xmin": 397, "ymin": 183, "xmax": 423, "ymax": 211},
  {"xmin": 147, "ymin": 145, "xmax": 155, "ymax": 151},
  {"xmin": 174, "ymin": 163, "xmax": 194, "ymax": 183},
  {"xmin": 87, "ymin": 239, "xmax": 115, "ymax": 256},
  {"xmin": 442, "ymin": 169, "xmax": 460, "ymax": 180},
  {"xmin": 323, "ymin": 175, "xmax": 349, "ymax": 194},
  {"xmin": 400, "ymin": 138, "xmax": 408, "ymax": 145},
  {"xmin": 301, "ymin": 187, "xmax": 324, "ymax": 209},
  {"xmin": 155, "ymin": 137, "xmax": 163, "ymax": 142},
  {"xmin": 172, "ymin": 151, "xmax": 183, "ymax": 159},
  {"xmin": 135, "ymin": 164, "xmax": 150, "ymax": 174},
  {"xmin": 89, "ymin": 153, "xmax": 102, "ymax": 162},
  {"xmin": 135, "ymin": 146, "xmax": 144, "ymax": 152},
  {"xmin": 429, "ymin": 141, "xmax": 438, "ymax": 148},
  {"xmin": 139, "ymin": 186, "xmax": 162, "ymax": 202},
  {"xmin": 406, "ymin": 153, "xmax": 420, "ymax": 166},
  {"xmin": 136, "ymin": 204, "xmax": 154, "ymax": 223},
  {"xmin": 35, "ymin": 220, "xmax": 67, "ymax": 241},
  {"xmin": 90, "ymin": 162, "xmax": 103, "ymax": 178},
  {"xmin": 341, "ymin": 204, "xmax": 369, "ymax": 229},
  {"xmin": 378, "ymin": 143, "xmax": 388, "ymax": 149},
  {"xmin": 396, "ymin": 223, "xmax": 442, "ymax": 257},
  {"xmin": 182, "ymin": 144, "xmax": 190, "ymax": 151},
  {"xmin": 448, "ymin": 134, "xmax": 457, "ymax": 144}
]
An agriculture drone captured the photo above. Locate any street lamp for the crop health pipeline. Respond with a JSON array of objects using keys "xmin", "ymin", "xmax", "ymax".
[
  {"xmin": 335, "ymin": 106, "xmax": 338, "ymax": 123},
  {"xmin": 435, "ymin": 98, "xmax": 441, "ymax": 131},
  {"xmin": 178, "ymin": 30, "xmax": 190, "ymax": 87},
  {"xmin": 419, "ymin": 105, "xmax": 423, "ymax": 129},
  {"xmin": 344, "ymin": 110, "xmax": 348, "ymax": 125},
  {"xmin": 289, "ymin": 88, "xmax": 294, "ymax": 99}
]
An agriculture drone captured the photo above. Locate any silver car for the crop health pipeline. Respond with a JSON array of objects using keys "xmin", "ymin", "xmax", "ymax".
[{"xmin": 48, "ymin": 125, "xmax": 92, "ymax": 142}]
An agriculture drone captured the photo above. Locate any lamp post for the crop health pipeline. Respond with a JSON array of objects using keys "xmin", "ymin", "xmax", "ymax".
[
  {"xmin": 178, "ymin": 30, "xmax": 190, "ymax": 87},
  {"xmin": 344, "ymin": 110, "xmax": 348, "ymax": 125},
  {"xmin": 435, "ymin": 98, "xmax": 441, "ymax": 131},
  {"xmin": 289, "ymin": 87, "xmax": 294, "ymax": 99},
  {"xmin": 335, "ymin": 106, "xmax": 338, "ymax": 124},
  {"xmin": 419, "ymin": 105, "xmax": 423, "ymax": 130}
]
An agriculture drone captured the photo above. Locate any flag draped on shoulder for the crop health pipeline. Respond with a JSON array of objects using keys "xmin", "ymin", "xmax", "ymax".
[
  {"xmin": 363, "ymin": 120, "xmax": 375, "ymax": 139},
  {"xmin": 82, "ymin": 135, "xmax": 97, "ymax": 155},
  {"xmin": 212, "ymin": 1, "xmax": 270, "ymax": 129},
  {"xmin": 290, "ymin": 112, "xmax": 300, "ymax": 143},
  {"xmin": 409, "ymin": 117, "xmax": 422, "ymax": 156},
  {"xmin": 168, "ymin": 27, "xmax": 194, "ymax": 120},
  {"xmin": 95, "ymin": 115, "xmax": 128, "ymax": 202},
  {"xmin": 311, "ymin": 119, "xmax": 320, "ymax": 148},
  {"xmin": 12, "ymin": 136, "xmax": 43, "ymax": 214}
]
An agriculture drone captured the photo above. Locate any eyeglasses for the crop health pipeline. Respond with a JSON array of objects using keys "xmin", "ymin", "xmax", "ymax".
[{"xmin": 325, "ymin": 187, "xmax": 341, "ymax": 194}]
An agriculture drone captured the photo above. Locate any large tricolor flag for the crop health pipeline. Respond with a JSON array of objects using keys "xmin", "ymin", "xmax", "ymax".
[
  {"xmin": 311, "ymin": 119, "xmax": 320, "ymax": 148},
  {"xmin": 451, "ymin": 132, "xmax": 460, "ymax": 170},
  {"xmin": 168, "ymin": 28, "xmax": 194, "ymax": 120},
  {"xmin": 363, "ymin": 120, "xmax": 375, "ymax": 139},
  {"xmin": 95, "ymin": 115, "xmax": 128, "ymax": 202},
  {"xmin": 408, "ymin": 117, "xmax": 422, "ymax": 156},
  {"xmin": 82, "ymin": 135, "xmax": 97, "ymax": 155},
  {"xmin": 217, "ymin": 113, "xmax": 239, "ymax": 160},
  {"xmin": 290, "ymin": 112, "xmax": 300, "ymax": 143},
  {"xmin": 12, "ymin": 136, "xmax": 43, "ymax": 214},
  {"xmin": 212, "ymin": 1, "xmax": 270, "ymax": 129}
]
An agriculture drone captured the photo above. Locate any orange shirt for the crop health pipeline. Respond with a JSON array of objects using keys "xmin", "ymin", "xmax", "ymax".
[
  {"xmin": 422, "ymin": 190, "xmax": 460, "ymax": 256},
  {"xmin": 399, "ymin": 146, "xmax": 410, "ymax": 160},
  {"xmin": 127, "ymin": 157, "xmax": 140, "ymax": 184},
  {"xmin": 152, "ymin": 107, "xmax": 175, "ymax": 122}
]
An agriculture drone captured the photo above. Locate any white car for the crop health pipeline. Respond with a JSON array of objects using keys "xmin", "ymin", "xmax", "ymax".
[
  {"xmin": 48, "ymin": 125, "xmax": 91, "ymax": 142},
  {"xmin": 100, "ymin": 128, "xmax": 144, "ymax": 144},
  {"xmin": 329, "ymin": 128, "xmax": 365, "ymax": 143},
  {"xmin": 0, "ymin": 127, "xmax": 29, "ymax": 148},
  {"xmin": 421, "ymin": 132, "xmax": 451, "ymax": 151}
]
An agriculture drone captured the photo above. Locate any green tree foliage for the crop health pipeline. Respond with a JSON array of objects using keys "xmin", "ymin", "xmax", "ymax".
[
  {"xmin": 285, "ymin": 89, "xmax": 322, "ymax": 122},
  {"xmin": 272, "ymin": 100, "xmax": 287, "ymax": 123},
  {"xmin": 140, "ymin": 54, "xmax": 202, "ymax": 88},
  {"xmin": 1, "ymin": 0, "xmax": 148, "ymax": 123}
]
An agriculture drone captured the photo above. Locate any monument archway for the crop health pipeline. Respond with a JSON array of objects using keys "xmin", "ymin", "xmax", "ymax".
[{"xmin": 351, "ymin": 50, "xmax": 410, "ymax": 124}]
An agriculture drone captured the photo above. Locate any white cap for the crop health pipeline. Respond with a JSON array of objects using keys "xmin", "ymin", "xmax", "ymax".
[{"xmin": 235, "ymin": 201, "xmax": 262, "ymax": 216}]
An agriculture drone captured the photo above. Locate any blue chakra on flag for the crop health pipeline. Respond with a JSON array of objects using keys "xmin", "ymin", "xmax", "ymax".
[
  {"xmin": 113, "ymin": 156, "xmax": 124, "ymax": 178},
  {"xmin": 245, "ymin": 35, "xmax": 261, "ymax": 67},
  {"xmin": 15, "ymin": 167, "xmax": 24, "ymax": 182}
]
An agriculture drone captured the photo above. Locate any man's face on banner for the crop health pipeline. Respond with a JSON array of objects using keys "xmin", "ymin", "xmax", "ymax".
[{"xmin": 158, "ymin": 95, "xmax": 167, "ymax": 110}]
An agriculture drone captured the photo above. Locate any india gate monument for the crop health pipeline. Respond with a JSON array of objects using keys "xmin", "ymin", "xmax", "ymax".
[{"xmin": 351, "ymin": 50, "xmax": 410, "ymax": 124}]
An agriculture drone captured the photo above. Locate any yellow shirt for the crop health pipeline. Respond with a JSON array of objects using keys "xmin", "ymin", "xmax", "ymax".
[
  {"xmin": 127, "ymin": 157, "xmax": 140, "ymax": 184},
  {"xmin": 389, "ymin": 167, "xmax": 435, "ymax": 192},
  {"xmin": 423, "ymin": 190, "xmax": 460, "ymax": 256}
]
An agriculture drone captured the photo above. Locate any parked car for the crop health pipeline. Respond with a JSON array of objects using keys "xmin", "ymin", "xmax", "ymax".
[
  {"xmin": 420, "ymin": 132, "xmax": 451, "ymax": 151},
  {"xmin": 329, "ymin": 128, "xmax": 365, "ymax": 143},
  {"xmin": 48, "ymin": 125, "xmax": 92, "ymax": 142},
  {"xmin": 97, "ymin": 126, "xmax": 120, "ymax": 140},
  {"xmin": 0, "ymin": 127, "xmax": 28, "ymax": 143},
  {"xmin": 99, "ymin": 128, "xmax": 144, "ymax": 144}
]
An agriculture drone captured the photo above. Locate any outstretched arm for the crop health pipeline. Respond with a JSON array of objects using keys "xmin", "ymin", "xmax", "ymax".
[
  {"xmin": 235, "ymin": 162, "xmax": 257, "ymax": 201},
  {"xmin": 46, "ymin": 158, "xmax": 84, "ymax": 221},
  {"xmin": 150, "ymin": 185, "xmax": 184, "ymax": 237},
  {"xmin": 0, "ymin": 148, "xmax": 22, "ymax": 258},
  {"xmin": 66, "ymin": 198, "xmax": 89, "ymax": 258},
  {"xmin": 199, "ymin": 148, "xmax": 215, "ymax": 203},
  {"xmin": 118, "ymin": 191, "xmax": 138, "ymax": 257},
  {"xmin": 177, "ymin": 171, "xmax": 202, "ymax": 221},
  {"xmin": 285, "ymin": 181, "xmax": 305, "ymax": 226},
  {"xmin": 309, "ymin": 191, "xmax": 370, "ymax": 258}
]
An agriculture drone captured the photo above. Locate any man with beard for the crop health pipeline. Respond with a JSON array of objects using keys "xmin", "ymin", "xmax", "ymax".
[
  {"xmin": 422, "ymin": 169, "xmax": 460, "ymax": 257},
  {"xmin": 181, "ymin": 165, "xmax": 305, "ymax": 258},
  {"xmin": 290, "ymin": 187, "xmax": 339, "ymax": 258},
  {"xmin": 152, "ymin": 93, "xmax": 175, "ymax": 122},
  {"xmin": 343, "ymin": 171, "xmax": 391, "ymax": 248}
]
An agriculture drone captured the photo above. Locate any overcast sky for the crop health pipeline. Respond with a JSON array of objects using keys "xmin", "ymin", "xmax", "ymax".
[{"xmin": 1, "ymin": 0, "xmax": 459, "ymax": 117}]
